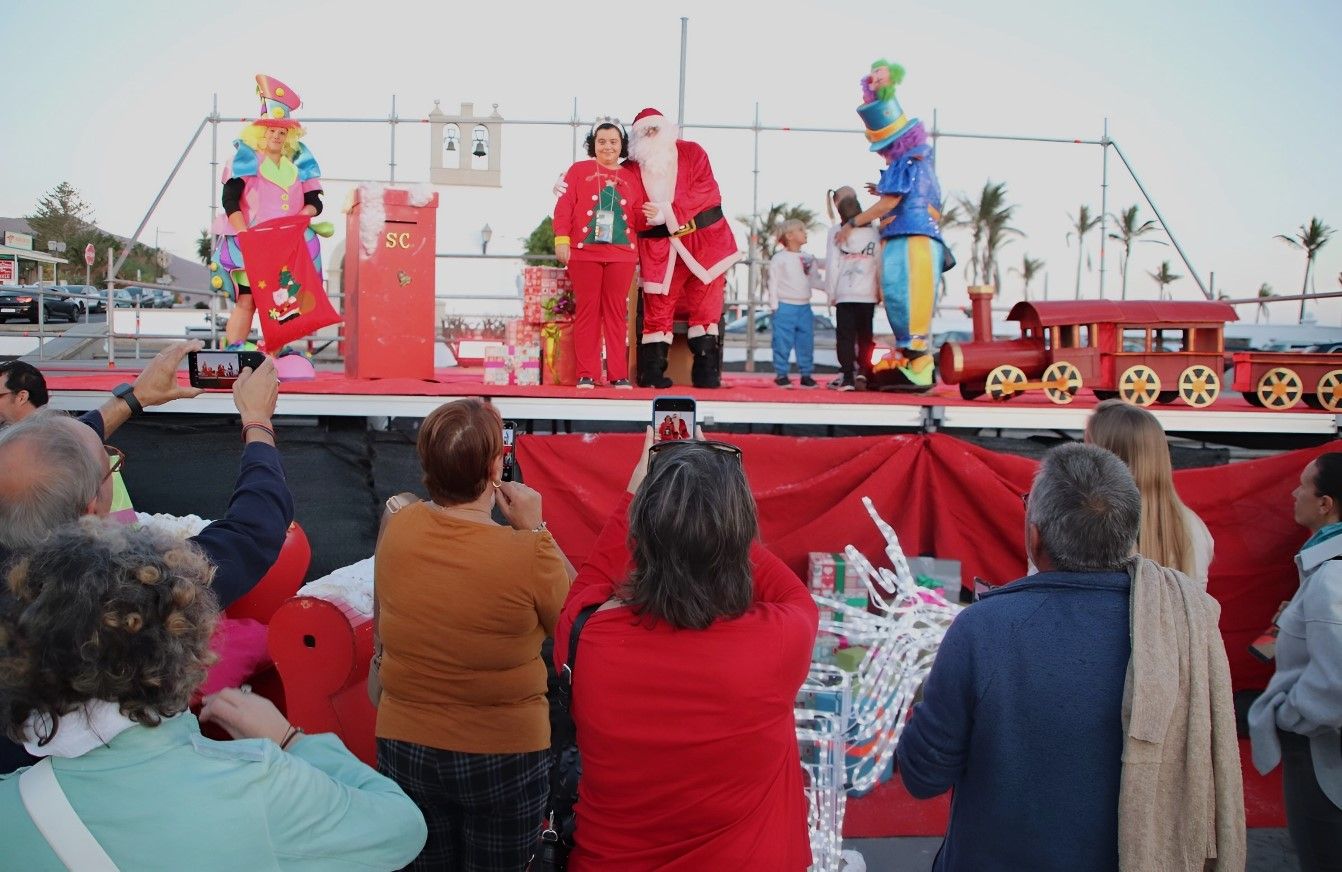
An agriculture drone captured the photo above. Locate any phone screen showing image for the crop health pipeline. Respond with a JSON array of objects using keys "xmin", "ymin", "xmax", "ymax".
[
  {"xmin": 188, "ymin": 350, "xmax": 265, "ymax": 389},
  {"xmin": 501, "ymin": 421, "xmax": 517, "ymax": 481},
  {"xmin": 652, "ymin": 397, "xmax": 696, "ymax": 442}
]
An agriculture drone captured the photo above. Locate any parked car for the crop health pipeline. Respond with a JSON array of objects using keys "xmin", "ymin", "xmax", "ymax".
[
  {"xmin": 0, "ymin": 287, "xmax": 81, "ymax": 323},
  {"xmin": 46, "ymin": 284, "xmax": 105, "ymax": 315}
]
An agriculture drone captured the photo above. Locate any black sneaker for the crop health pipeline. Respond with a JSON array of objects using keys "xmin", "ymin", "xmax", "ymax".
[
  {"xmin": 609, "ymin": 378, "xmax": 633, "ymax": 389},
  {"xmin": 799, "ymin": 376, "xmax": 819, "ymax": 388},
  {"xmin": 774, "ymin": 376, "xmax": 792, "ymax": 388},
  {"xmin": 576, "ymin": 377, "xmax": 596, "ymax": 389},
  {"xmin": 837, "ymin": 381, "xmax": 856, "ymax": 392}
]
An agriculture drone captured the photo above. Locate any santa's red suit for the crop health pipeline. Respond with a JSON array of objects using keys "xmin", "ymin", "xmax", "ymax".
[{"xmin": 628, "ymin": 107, "xmax": 740, "ymax": 388}]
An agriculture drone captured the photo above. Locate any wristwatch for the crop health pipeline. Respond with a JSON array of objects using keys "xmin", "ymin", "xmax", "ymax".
[{"xmin": 112, "ymin": 383, "xmax": 143, "ymax": 417}]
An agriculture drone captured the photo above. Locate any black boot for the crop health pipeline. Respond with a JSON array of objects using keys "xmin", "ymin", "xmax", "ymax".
[
  {"xmin": 637, "ymin": 342, "xmax": 674, "ymax": 389},
  {"xmin": 688, "ymin": 334, "xmax": 721, "ymax": 389}
]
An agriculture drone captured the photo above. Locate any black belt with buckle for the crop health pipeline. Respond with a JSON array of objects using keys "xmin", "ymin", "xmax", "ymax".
[{"xmin": 638, "ymin": 205, "xmax": 724, "ymax": 239}]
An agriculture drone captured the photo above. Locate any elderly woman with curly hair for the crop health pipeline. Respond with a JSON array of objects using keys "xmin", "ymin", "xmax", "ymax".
[
  {"xmin": 0, "ymin": 519, "xmax": 426, "ymax": 870},
  {"xmin": 554, "ymin": 431, "xmax": 817, "ymax": 870}
]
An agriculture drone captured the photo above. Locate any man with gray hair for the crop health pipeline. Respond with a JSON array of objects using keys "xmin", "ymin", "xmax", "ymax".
[
  {"xmin": 895, "ymin": 442, "xmax": 1242, "ymax": 870},
  {"xmin": 0, "ymin": 341, "xmax": 294, "ymax": 774}
]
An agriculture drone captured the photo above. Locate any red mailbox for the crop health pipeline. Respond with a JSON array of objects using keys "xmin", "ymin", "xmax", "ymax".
[{"xmin": 343, "ymin": 187, "xmax": 440, "ymax": 379}]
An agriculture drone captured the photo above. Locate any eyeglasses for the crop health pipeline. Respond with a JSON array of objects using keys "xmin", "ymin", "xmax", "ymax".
[
  {"xmin": 648, "ymin": 439, "xmax": 742, "ymax": 463},
  {"xmin": 101, "ymin": 445, "xmax": 126, "ymax": 483}
]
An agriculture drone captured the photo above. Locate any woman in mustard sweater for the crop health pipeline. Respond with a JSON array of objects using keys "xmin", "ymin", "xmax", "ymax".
[{"xmin": 374, "ymin": 398, "xmax": 574, "ymax": 870}]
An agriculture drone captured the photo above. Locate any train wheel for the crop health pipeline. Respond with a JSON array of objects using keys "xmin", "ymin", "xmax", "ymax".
[
  {"xmin": 1256, "ymin": 367, "xmax": 1303, "ymax": 410},
  {"xmin": 985, "ymin": 365, "xmax": 1027, "ymax": 401},
  {"xmin": 1314, "ymin": 369, "xmax": 1342, "ymax": 412},
  {"xmin": 1042, "ymin": 362, "xmax": 1082, "ymax": 405},
  {"xmin": 959, "ymin": 383, "xmax": 986, "ymax": 401},
  {"xmin": 1177, "ymin": 365, "xmax": 1220, "ymax": 408},
  {"xmin": 1118, "ymin": 365, "xmax": 1161, "ymax": 407}
]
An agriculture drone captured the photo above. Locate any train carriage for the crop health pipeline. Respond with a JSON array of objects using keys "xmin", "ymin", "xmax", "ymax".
[
  {"xmin": 1233, "ymin": 352, "xmax": 1342, "ymax": 411},
  {"xmin": 940, "ymin": 288, "xmax": 1240, "ymax": 407}
]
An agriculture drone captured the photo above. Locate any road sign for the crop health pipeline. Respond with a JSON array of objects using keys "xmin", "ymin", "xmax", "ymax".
[{"xmin": 84, "ymin": 243, "xmax": 95, "ymax": 267}]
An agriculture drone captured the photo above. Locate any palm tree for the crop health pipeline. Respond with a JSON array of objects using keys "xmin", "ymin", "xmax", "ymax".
[
  {"xmin": 196, "ymin": 228, "xmax": 214, "ymax": 266},
  {"xmin": 1108, "ymin": 205, "xmax": 1165, "ymax": 300},
  {"xmin": 1065, "ymin": 205, "xmax": 1101, "ymax": 299},
  {"xmin": 1009, "ymin": 254, "xmax": 1045, "ymax": 301},
  {"xmin": 956, "ymin": 181, "xmax": 1021, "ymax": 287},
  {"xmin": 1275, "ymin": 217, "xmax": 1335, "ymax": 321},
  {"xmin": 1147, "ymin": 261, "xmax": 1182, "ymax": 300},
  {"xmin": 1255, "ymin": 282, "xmax": 1274, "ymax": 324}
]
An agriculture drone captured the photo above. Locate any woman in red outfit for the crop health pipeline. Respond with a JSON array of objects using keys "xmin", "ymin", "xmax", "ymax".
[
  {"xmin": 552, "ymin": 120, "xmax": 646, "ymax": 389},
  {"xmin": 555, "ymin": 430, "xmax": 817, "ymax": 870}
]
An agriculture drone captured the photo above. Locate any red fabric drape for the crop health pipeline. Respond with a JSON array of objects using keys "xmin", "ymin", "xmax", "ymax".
[{"xmin": 518, "ymin": 432, "xmax": 1339, "ymax": 690}]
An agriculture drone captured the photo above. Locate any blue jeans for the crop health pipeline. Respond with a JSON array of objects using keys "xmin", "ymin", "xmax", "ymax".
[{"xmin": 772, "ymin": 302, "xmax": 814, "ymax": 378}]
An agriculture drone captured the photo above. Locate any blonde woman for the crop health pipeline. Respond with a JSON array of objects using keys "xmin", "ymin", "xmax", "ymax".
[{"xmin": 1085, "ymin": 399, "xmax": 1214, "ymax": 587}]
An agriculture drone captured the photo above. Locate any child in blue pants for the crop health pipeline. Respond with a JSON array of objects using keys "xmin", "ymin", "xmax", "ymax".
[{"xmin": 768, "ymin": 220, "xmax": 825, "ymax": 387}]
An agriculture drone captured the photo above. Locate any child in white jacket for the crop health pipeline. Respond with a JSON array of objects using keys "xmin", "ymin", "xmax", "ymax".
[
  {"xmin": 824, "ymin": 187, "xmax": 880, "ymax": 390},
  {"xmin": 768, "ymin": 220, "xmax": 826, "ymax": 387}
]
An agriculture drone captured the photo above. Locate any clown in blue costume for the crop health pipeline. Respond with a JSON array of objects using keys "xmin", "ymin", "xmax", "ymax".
[
  {"xmin": 836, "ymin": 60, "xmax": 949, "ymax": 388},
  {"xmin": 210, "ymin": 74, "xmax": 333, "ymax": 348}
]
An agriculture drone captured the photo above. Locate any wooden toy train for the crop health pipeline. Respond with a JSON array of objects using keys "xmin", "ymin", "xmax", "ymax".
[{"xmin": 937, "ymin": 288, "xmax": 1342, "ymax": 410}]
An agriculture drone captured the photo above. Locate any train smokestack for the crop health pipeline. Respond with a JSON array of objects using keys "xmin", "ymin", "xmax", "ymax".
[{"xmin": 968, "ymin": 285, "xmax": 995, "ymax": 343}]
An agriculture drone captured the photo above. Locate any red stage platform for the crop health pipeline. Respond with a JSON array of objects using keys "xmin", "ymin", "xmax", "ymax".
[{"xmin": 40, "ymin": 366, "xmax": 1342, "ymax": 434}]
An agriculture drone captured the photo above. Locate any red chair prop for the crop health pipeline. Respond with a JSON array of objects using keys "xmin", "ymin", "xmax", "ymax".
[
  {"xmin": 228, "ymin": 522, "xmax": 312, "ymax": 624},
  {"xmin": 268, "ymin": 595, "xmax": 377, "ymax": 766}
]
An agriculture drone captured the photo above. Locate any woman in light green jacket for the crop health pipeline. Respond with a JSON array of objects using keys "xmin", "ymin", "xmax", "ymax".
[{"xmin": 0, "ymin": 519, "xmax": 427, "ymax": 871}]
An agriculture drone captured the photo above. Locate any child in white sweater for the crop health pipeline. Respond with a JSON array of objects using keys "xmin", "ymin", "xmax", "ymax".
[
  {"xmin": 824, "ymin": 187, "xmax": 881, "ymax": 390},
  {"xmin": 768, "ymin": 220, "xmax": 825, "ymax": 387}
]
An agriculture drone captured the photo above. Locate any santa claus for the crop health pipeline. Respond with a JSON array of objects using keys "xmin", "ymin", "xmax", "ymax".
[{"xmin": 626, "ymin": 107, "xmax": 740, "ymax": 388}]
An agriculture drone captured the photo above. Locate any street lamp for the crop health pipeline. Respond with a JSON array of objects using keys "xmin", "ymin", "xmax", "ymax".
[{"xmin": 481, "ymin": 223, "xmax": 493, "ymax": 255}]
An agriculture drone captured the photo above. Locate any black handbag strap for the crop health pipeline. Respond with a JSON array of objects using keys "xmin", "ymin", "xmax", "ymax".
[{"xmin": 561, "ymin": 602, "xmax": 602, "ymax": 691}]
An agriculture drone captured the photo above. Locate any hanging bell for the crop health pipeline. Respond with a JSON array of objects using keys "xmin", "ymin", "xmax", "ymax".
[{"xmin": 472, "ymin": 137, "xmax": 487, "ymax": 158}]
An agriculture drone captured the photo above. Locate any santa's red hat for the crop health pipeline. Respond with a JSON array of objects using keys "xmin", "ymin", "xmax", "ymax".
[{"xmin": 632, "ymin": 107, "xmax": 665, "ymax": 130}]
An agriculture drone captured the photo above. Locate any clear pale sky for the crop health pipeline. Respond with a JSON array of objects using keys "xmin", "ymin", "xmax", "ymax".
[{"xmin": 3, "ymin": 0, "xmax": 1339, "ymax": 323}]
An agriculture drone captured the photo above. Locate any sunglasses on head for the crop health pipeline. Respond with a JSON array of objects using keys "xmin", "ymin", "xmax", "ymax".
[{"xmin": 648, "ymin": 439, "xmax": 742, "ymax": 463}]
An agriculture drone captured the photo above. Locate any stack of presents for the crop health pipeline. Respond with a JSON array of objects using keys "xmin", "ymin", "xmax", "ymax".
[{"xmin": 483, "ymin": 266, "xmax": 578, "ymax": 387}]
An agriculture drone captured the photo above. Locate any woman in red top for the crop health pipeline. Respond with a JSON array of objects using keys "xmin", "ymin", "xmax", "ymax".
[
  {"xmin": 552, "ymin": 120, "xmax": 646, "ymax": 389},
  {"xmin": 555, "ymin": 430, "xmax": 817, "ymax": 870}
]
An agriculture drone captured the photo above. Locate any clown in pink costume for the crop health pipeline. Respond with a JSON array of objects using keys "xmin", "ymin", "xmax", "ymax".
[
  {"xmin": 626, "ymin": 107, "xmax": 740, "ymax": 389},
  {"xmin": 210, "ymin": 74, "xmax": 329, "ymax": 347}
]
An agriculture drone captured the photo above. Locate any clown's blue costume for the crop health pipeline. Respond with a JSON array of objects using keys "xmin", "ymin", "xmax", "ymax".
[{"xmin": 855, "ymin": 61, "xmax": 949, "ymax": 388}]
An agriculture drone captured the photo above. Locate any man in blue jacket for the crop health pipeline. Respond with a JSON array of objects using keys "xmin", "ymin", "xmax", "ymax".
[
  {"xmin": 896, "ymin": 443, "xmax": 1141, "ymax": 871},
  {"xmin": 0, "ymin": 341, "xmax": 294, "ymax": 773}
]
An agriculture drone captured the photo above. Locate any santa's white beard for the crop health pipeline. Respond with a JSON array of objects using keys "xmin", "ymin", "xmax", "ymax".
[{"xmin": 630, "ymin": 124, "xmax": 679, "ymax": 202}]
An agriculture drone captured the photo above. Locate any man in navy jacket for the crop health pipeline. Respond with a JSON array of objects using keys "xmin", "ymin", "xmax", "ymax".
[
  {"xmin": 0, "ymin": 341, "xmax": 294, "ymax": 774},
  {"xmin": 896, "ymin": 443, "xmax": 1141, "ymax": 872}
]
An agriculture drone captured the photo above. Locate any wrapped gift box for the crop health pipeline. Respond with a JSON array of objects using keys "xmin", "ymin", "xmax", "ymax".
[
  {"xmin": 540, "ymin": 321, "xmax": 577, "ymax": 386},
  {"xmin": 506, "ymin": 318, "xmax": 541, "ymax": 348},
  {"xmin": 521, "ymin": 266, "xmax": 575, "ymax": 323},
  {"xmin": 483, "ymin": 343, "xmax": 541, "ymax": 386},
  {"xmin": 809, "ymin": 552, "xmax": 868, "ymax": 614}
]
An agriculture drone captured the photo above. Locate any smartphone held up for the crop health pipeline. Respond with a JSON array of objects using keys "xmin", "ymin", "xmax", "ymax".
[
  {"xmin": 188, "ymin": 350, "xmax": 267, "ymax": 389},
  {"xmin": 652, "ymin": 396, "xmax": 696, "ymax": 442}
]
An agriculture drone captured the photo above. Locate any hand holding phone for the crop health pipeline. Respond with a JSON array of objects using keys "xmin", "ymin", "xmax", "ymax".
[{"xmin": 233, "ymin": 355, "xmax": 278, "ymax": 424}]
